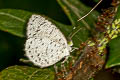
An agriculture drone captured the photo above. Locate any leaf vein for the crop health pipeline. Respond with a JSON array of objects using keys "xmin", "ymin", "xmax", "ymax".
[{"xmin": 0, "ymin": 12, "xmax": 25, "ymax": 22}]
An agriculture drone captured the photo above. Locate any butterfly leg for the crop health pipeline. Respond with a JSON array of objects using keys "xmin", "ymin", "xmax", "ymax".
[
  {"xmin": 61, "ymin": 56, "xmax": 70, "ymax": 78},
  {"xmin": 54, "ymin": 64, "xmax": 58, "ymax": 74},
  {"xmin": 61, "ymin": 56, "xmax": 69, "ymax": 64},
  {"xmin": 19, "ymin": 58, "xmax": 31, "ymax": 63},
  {"xmin": 54, "ymin": 64, "xmax": 62, "ymax": 80},
  {"xmin": 70, "ymin": 47, "xmax": 79, "ymax": 52}
]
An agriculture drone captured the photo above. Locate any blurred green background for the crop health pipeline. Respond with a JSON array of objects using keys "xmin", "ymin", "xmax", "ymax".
[
  {"xmin": 1, "ymin": 0, "xmax": 119, "ymax": 80},
  {"xmin": 0, "ymin": 0, "xmax": 112, "ymax": 72}
]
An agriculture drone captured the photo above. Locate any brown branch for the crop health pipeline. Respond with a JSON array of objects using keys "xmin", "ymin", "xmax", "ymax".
[{"xmin": 66, "ymin": 45, "xmax": 105, "ymax": 80}]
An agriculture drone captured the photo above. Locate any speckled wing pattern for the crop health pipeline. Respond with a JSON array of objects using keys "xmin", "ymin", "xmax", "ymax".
[{"xmin": 25, "ymin": 14, "xmax": 70, "ymax": 68}]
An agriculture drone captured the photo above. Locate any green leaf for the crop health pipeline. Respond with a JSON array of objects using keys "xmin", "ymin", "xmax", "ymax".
[
  {"xmin": 105, "ymin": 5, "xmax": 120, "ymax": 68},
  {"xmin": 57, "ymin": 0, "xmax": 99, "ymax": 29},
  {"xmin": 115, "ymin": 5, "xmax": 120, "ymax": 19},
  {"xmin": 57, "ymin": 0, "xmax": 99, "ymax": 47},
  {"xmin": 0, "ymin": 9, "xmax": 32, "ymax": 37},
  {"xmin": 105, "ymin": 37, "xmax": 120, "ymax": 68},
  {"xmin": 0, "ymin": 65, "xmax": 55, "ymax": 80}
]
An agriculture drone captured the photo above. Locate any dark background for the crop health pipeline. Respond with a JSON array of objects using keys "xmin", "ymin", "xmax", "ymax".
[
  {"xmin": 0, "ymin": 0, "xmax": 71, "ymax": 71},
  {"xmin": 0, "ymin": 0, "xmax": 117, "ymax": 80}
]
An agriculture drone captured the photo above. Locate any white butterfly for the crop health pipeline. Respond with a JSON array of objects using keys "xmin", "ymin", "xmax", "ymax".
[{"xmin": 25, "ymin": 14, "xmax": 73, "ymax": 68}]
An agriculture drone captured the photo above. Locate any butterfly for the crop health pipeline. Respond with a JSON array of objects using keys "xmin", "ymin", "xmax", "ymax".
[{"xmin": 25, "ymin": 15, "xmax": 73, "ymax": 68}]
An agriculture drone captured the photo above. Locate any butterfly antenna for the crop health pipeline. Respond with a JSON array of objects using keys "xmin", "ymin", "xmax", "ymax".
[
  {"xmin": 68, "ymin": 0, "xmax": 102, "ymax": 40},
  {"xmin": 77, "ymin": 0, "xmax": 102, "ymax": 21}
]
